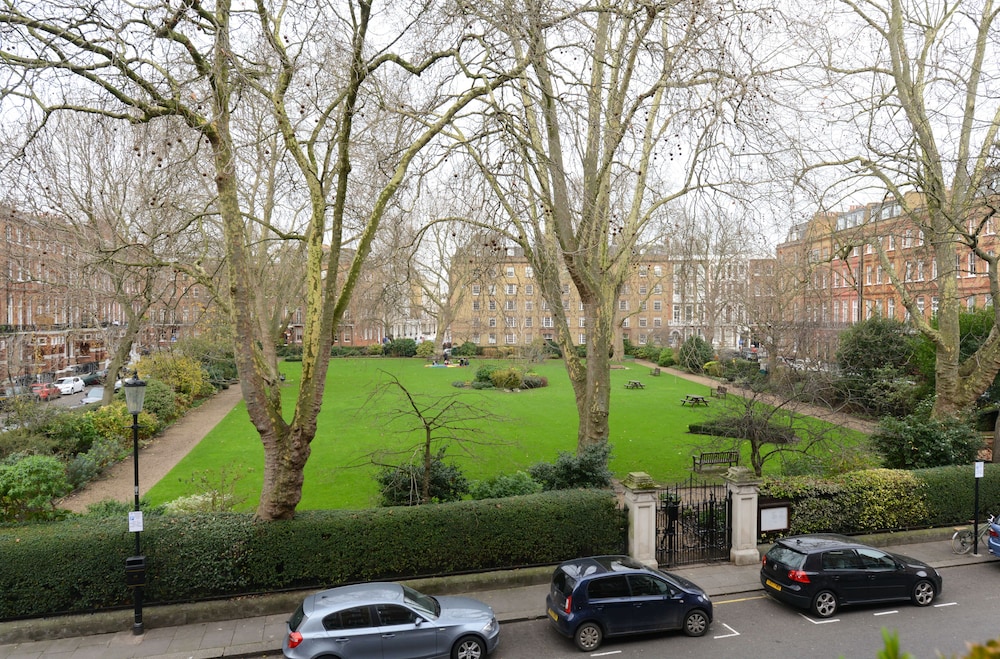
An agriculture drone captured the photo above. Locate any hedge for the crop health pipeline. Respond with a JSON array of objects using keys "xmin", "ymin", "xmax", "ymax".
[
  {"xmin": 761, "ymin": 464, "xmax": 1000, "ymax": 538},
  {"xmin": 0, "ymin": 489, "xmax": 624, "ymax": 619}
]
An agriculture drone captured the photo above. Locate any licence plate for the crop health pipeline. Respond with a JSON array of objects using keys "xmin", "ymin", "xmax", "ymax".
[
  {"xmin": 765, "ymin": 579, "xmax": 781, "ymax": 592},
  {"xmin": 547, "ymin": 608, "xmax": 558, "ymax": 621}
]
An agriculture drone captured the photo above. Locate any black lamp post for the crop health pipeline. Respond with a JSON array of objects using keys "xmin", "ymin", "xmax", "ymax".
[{"xmin": 124, "ymin": 374, "xmax": 147, "ymax": 635}]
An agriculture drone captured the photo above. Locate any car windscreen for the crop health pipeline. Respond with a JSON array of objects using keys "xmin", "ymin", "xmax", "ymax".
[
  {"xmin": 401, "ymin": 584, "xmax": 440, "ymax": 618},
  {"xmin": 551, "ymin": 569, "xmax": 577, "ymax": 597},
  {"xmin": 287, "ymin": 602, "xmax": 306, "ymax": 632},
  {"xmin": 766, "ymin": 545, "xmax": 807, "ymax": 570}
]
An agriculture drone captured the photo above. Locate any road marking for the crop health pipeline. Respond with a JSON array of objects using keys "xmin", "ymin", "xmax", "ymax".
[
  {"xmin": 799, "ymin": 613, "xmax": 840, "ymax": 624},
  {"xmin": 873, "ymin": 610, "xmax": 898, "ymax": 616},
  {"xmin": 715, "ymin": 595, "xmax": 767, "ymax": 605},
  {"xmin": 591, "ymin": 652, "xmax": 622, "ymax": 657},
  {"xmin": 713, "ymin": 623, "xmax": 740, "ymax": 639},
  {"xmin": 934, "ymin": 602, "xmax": 959, "ymax": 608}
]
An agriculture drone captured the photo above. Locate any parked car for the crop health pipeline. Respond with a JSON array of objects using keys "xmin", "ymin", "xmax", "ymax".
[
  {"xmin": 81, "ymin": 369, "xmax": 106, "ymax": 386},
  {"xmin": 54, "ymin": 376, "xmax": 85, "ymax": 395},
  {"xmin": 988, "ymin": 517, "xmax": 1000, "ymax": 559},
  {"xmin": 80, "ymin": 386, "xmax": 106, "ymax": 406},
  {"xmin": 282, "ymin": 582, "xmax": 500, "ymax": 659},
  {"xmin": 760, "ymin": 534, "xmax": 942, "ymax": 618},
  {"xmin": 30, "ymin": 382, "xmax": 61, "ymax": 401},
  {"xmin": 545, "ymin": 555, "xmax": 712, "ymax": 652}
]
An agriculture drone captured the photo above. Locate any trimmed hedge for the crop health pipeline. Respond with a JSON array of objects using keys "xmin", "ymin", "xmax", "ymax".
[
  {"xmin": 0, "ymin": 489, "xmax": 624, "ymax": 619},
  {"xmin": 761, "ymin": 464, "xmax": 1000, "ymax": 537}
]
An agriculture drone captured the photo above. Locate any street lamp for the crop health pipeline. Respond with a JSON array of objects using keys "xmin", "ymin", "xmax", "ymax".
[{"xmin": 123, "ymin": 373, "xmax": 147, "ymax": 635}]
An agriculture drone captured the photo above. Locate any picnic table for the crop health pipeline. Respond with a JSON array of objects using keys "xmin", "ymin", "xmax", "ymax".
[
  {"xmin": 681, "ymin": 394, "xmax": 708, "ymax": 406},
  {"xmin": 625, "ymin": 380, "xmax": 645, "ymax": 389}
]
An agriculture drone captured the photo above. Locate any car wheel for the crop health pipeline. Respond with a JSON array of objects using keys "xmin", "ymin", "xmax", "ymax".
[
  {"xmin": 911, "ymin": 579, "xmax": 936, "ymax": 606},
  {"xmin": 574, "ymin": 621, "xmax": 603, "ymax": 652},
  {"xmin": 452, "ymin": 635, "xmax": 486, "ymax": 659},
  {"xmin": 682, "ymin": 609, "xmax": 710, "ymax": 637},
  {"xmin": 811, "ymin": 590, "xmax": 838, "ymax": 618}
]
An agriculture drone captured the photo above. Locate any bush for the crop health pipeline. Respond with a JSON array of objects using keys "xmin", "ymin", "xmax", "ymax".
[
  {"xmin": 139, "ymin": 379, "xmax": 180, "ymax": 425},
  {"xmin": 0, "ymin": 490, "xmax": 624, "ymax": 618},
  {"xmin": 376, "ymin": 450, "xmax": 470, "ymax": 506},
  {"xmin": 385, "ymin": 338, "xmax": 418, "ymax": 357},
  {"xmin": 490, "ymin": 368, "xmax": 523, "ymax": 390},
  {"xmin": 678, "ymin": 336, "xmax": 713, "ymax": 373},
  {"xmin": 470, "ymin": 471, "xmax": 543, "ymax": 499},
  {"xmin": 475, "ymin": 363, "xmax": 502, "ymax": 384},
  {"xmin": 416, "ymin": 341, "xmax": 436, "ymax": 358},
  {"xmin": 521, "ymin": 375, "xmax": 547, "ymax": 389},
  {"xmin": 528, "ymin": 442, "xmax": 613, "ymax": 491},
  {"xmin": 870, "ymin": 401, "xmax": 983, "ymax": 469},
  {"xmin": 64, "ymin": 437, "xmax": 126, "ymax": 489},
  {"xmin": 136, "ymin": 353, "xmax": 212, "ymax": 406},
  {"xmin": 0, "ymin": 453, "xmax": 71, "ymax": 522},
  {"xmin": 41, "ymin": 412, "xmax": 102, "ymax": 456},
  {"xmin": 452, "ymin": 341, "xmax": 480, "ymax": 357},
  {"xmin": 88, "ymin": 403, "xmax": 160, "ymax": 448},
  {"xmin": 365, "ymin": 342, "xmax": 384, "ymax": 356},
  {"xmin": 703, "ymin": 360, "xmax": 723, "ymax": 377},
  {"xmin": 657, "ymin": 348, "xmax": 675, "ymax": 367}
]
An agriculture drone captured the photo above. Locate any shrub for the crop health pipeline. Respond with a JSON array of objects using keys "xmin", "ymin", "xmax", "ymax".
[
  {"xmin": 452, "ymin": 341, "xmax": 480, "ymax": 357},
  {"xmin": 64, "ymin": 437, "xmax": 126, "ymax": 489},
  {"xmin": 139, "ymin": 379, "xmax": 180, "ymax": 424},
  {"xmin": 528, "ymin": 442, "xmax": 613, "ymax": 491},
  {"xmin": 376, "ymin": 450, "xmax": 470, "ymax": 506},
  {"xmin": 135, "ymin": 353, "xmax": 211, "ymax": 406},
  {"xmin": 657, "ymin": 348, "xmax": 675, "ymax": 367},
  {"xmin": 385, "ymin": 338, "xmax": 418, "ymax": 357},
  {"xmin": 703, "ymin": 360, "xmax": 723, "ymax": 377},
  {"xmin": 490, "ymin": 368, "xmax": 523, "ymax": 390},
  {"xmin": 521, "ymin": 374, "xmax": 547, "ymax": 389},
  {"xmin": 88, "ymin": 403, "xmax": 160, "ymax": 448},
  {"xmin": 416, "ymin": 341, "xmax": 436, "ymax": 358},
  {"xmin": 475, "ymin": 363, "xmax": 502, "ymax": 383},
  {"xmin": 870, "ymin": 401, "xmax": 983, "ymax": 469},
  {"xmin": 365, "ymin": 342, "xmax": 384, "ymax": 356},
  {"xmin": 678, "ymin": 336, "xmax": 713, "ymax": 373},
  {"xmin": 0, "ymin": 453, "xmax": 71, "ymax": 522},
  {"xmin": 41, "ymin": 412, "xmax": 102, "ymax": 456},
  {"xmin": 470, "ymin": 380, "xmax": 494, "ymax": 390},
  {"xmin": 470, "ymin": 471, "xmax": 543, "ymax": 499}
]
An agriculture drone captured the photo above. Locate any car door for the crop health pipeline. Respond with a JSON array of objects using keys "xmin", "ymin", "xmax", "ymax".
[
  {"xmin": 855, "ymin": 548, "xmax": 910, "ymax": 601},
  {"xmin": 819, "ymin": 549, "xmax": 868, "ymax": 602},
  {"xmin": 626, "ymin": 573, "xmax": 681, "ymax": 632},
  {"xmin": 375, "ymin": 603, "xmax": 439, "ymax": 659},
  {"xmin": 320, "ymin": 605, "xmax": 383, "ymax": 659},
  {"xmin": 585, "ymin": 575, "xmax": 633, "ymax": 636}
]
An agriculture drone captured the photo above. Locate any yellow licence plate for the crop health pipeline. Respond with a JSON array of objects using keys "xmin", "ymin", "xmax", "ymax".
[
  {"xmin": 548, "ymin": 608, "xmax": 558, "ymax": 621},
  {"xmin": 765, "ymin": 579, "xmax": 781, "ymax": 592}
]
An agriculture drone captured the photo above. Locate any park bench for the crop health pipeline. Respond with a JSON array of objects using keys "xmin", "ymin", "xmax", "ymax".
[
  {"xmin": 711, "ymin": 385, "xmax": 727, "ymax": 398},
  {"xmin": 681, "ymin": 394, "xmax": 709, "ymax": 406},
  {"xmin": 625, "ymin": 380, "xmax": 645, "ymax": 389},
  {"xmin": 692, "ymin": 449, "xmax": 740, "ymax": 471},
  {"xmin": 650, "ymin": 367, "xmax": 661, "ymax": 376}
]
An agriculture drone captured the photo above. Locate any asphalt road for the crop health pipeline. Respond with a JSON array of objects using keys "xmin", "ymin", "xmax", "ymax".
[{"xmin": 485, "ymin": 562, "xmax": 1000, "ymax": 659}]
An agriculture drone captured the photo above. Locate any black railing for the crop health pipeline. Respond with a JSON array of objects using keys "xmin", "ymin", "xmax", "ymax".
[{"xmin": 656, "ymin": 478, "xmax": 731, "ymax": 567}]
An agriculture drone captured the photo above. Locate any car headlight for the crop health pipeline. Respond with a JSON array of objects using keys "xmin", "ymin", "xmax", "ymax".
[{"xmin": 481, "ymin": 617, "xmax": 497, "ymax": 634}]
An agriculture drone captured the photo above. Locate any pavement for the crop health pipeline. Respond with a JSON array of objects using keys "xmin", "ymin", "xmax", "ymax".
[{"xmin": 0, "ymin": 527, "xmax": 994, "ymax": 659}]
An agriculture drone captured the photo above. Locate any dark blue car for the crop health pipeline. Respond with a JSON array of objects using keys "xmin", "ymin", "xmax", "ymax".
[
  {"xmin": 988, "ymin": 517, "xmax": 1000, "ymax": 558},
  {"xmin": 545, "ymin": 555, "xmax": 712, "ymax": 652}
]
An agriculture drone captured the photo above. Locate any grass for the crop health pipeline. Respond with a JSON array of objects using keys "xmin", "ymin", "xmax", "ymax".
[{"xmin": 145, "ymin": 358, "xmax": 867, "ymax": 511}]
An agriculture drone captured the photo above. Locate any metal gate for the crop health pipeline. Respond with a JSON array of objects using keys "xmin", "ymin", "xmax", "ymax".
[{"xmin": 656, "ymin": 479, "xmax": 731, "ymax": 567}]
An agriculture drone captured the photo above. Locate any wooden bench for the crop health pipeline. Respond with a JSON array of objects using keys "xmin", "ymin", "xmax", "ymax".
[
  {"xmin": 625, "ymin": 380, "xmax": 645, "ymax": 389},
  {"xmin": 711, "ymin": 385, "xmax": 727, "ymax": 398},
  {"xmin": 650, "ymin": 367, "xmax": 661, "ymax": 376},
  {"xmin": 681, "ymin": 394, "xmax": 708, "ymax": 406},
  {"xmin": 692, "ymin": 450, "xmax": 740, "ymax": 471}
]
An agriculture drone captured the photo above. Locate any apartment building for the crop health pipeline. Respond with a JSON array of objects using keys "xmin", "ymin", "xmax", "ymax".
[
  {"xmin": 447, "ymin": 245, "xmax": 752, "ymax": 352},
  {"xmin": 773, "ymin": 193, "xmax": 997, "ymax": 364}
]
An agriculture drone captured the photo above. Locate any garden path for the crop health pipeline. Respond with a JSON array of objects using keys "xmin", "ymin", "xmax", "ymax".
[{"xmin": 57, "ymin": 385, "xmax": 244, "ymax": 513}]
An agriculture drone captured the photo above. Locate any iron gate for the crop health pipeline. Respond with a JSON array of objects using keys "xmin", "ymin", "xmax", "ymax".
[{"xmin": 656, "ymin": 479, "xmax": 731, "ymax": 567}]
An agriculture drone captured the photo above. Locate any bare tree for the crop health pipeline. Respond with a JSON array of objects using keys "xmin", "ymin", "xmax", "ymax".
[
  {"xmin": 0, "ymin": 0, "xmax": 526, "ymax": 519},
  {"xmin": 451, "ymin": 0, "xmax": 784, "ymax": 452},
  {"xmin": 795, "ymin": 0, "xmax": 1000, "ymax": 416}
]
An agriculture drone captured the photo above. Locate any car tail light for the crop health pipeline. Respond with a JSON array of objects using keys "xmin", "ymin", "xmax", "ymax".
[
  {"xmin": 287, "ymin": 631, "xmax": 303, "ymax": 649},
  {"xmin": 990, "ymin": 527, "xmax": 999, "ymax": 539},
  {"xmin": 788, "ymin": 570, "xmax": 811, "ymax": 584},
  {"xmin": 564, "ymin": 595, "xmax": 572, "ymax": 614}
]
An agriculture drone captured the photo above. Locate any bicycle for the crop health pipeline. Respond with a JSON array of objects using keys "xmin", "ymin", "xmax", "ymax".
[{"xmin": 951, "ymin": 513, "xmax": 996, "ymax": 554}]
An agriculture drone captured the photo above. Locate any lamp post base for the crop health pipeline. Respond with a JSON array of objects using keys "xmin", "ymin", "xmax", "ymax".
[{"xmin": 132, "ymin": 621, "xmax": 144, "ymax": 635}]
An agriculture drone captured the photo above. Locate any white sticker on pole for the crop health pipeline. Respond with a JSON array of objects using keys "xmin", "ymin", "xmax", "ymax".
[
  {"xmin": 128, "ymin": 510, "xmax": 144, "ymax": 532},
  {"xmin": 975, "ymin": 461, "xmax": 985, "ymax": 479}
]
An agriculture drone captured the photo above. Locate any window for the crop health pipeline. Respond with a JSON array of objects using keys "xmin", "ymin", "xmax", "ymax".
[
  {"xmin": 673, "ymin": 305, "xmax": 680, "ymax": 321},
  {"xmin": 639, "ymin": 301, "xmax": 647, "ymax": 311},
  {"xmin": 524, "ymin": 317, "xmax": 533, "ymax": 328},
  {"xmin": 622, "ymin": 318, "xmax": 630, "ymax": 328},
  {"xmin": 472, "ymin": 300, "xmax": 481, "ymax": 311},
  {"xmin": 376, "ymin": 605, "xmax": 418, "ymax": 626},
  {"xmin": 653, "ymin": 284, "xmax": 662, "ymax": 294},
  {"xmin": 525, "ymin": 266, "xmax": 534, "ymax": 278},
  {"xmin": 505, "ymin": 300, "xmax": 515, "ymax": 311},
  {"xmin": 639, "ymin": 317, "xmax": 647, "ymax": 327},
  {"xmin": 505, "ymin": 333, "xmax": 517, "ymax": 345},
  {"xmin": 472, "ymin": 284, "xmax": 481, "ymax": 295},
  {"xmin": 488, "ymin": 333, "xmax": 497, "ymax": 345},
  {"xmin": 543, "ymin": 316, "xmax": 553, "ymax": 328},
  {"xmin": 653, "ymin": 300, "xmax": 662, "ymax": 311},
  {"xmin": 506, "ymin": 284, "xmax": 517, "ymax": 295},
  {"xmin": 653, "ymin": 265, "xmax": 663, "ymax": 277},
  {"xmin": 505, "ymin": 316, "xmax": 516, "ymax": 327},
  {"xmin": 579, "ymin": 333, "xmax": 587, "ymax": 344},
  {"xmin": 525, "ymin": 300, "xmax": 533, "ymax": 311},
  {"xmin": 506, "ymin": 266, "xmax": 515, "ymax": 277},
  {"xmin": 488, "ymin": 300, "xmax": 497, "ymax": 311},
  {"xmin": 525, "ymin": 284, "xmax": 534, "ymax": 295},
  {"xmin": 578, "ymin": 317, "xmax": 586, "ymax": 328},
  {"xmin": 562, "ymin": 284, "xmax": 570, "ymax": 294},
  {"xmin": 638, "ymin": 285, "xmax": 647, "ymax": 296},
  {"xmin": 489, "ymin": 317, "xmax": 497, "ymax": 327},
  {"xmin": 324, "ymin": 607, "xmax": 373, "ymax": 631},
  {"xmin": 639, "ymin": 265, "xmax": 648, "ymax": 277},
  {"xmin": 619, "ymin": 300, "xmax": 629, "ymax": 311},
  {"xmin": 629, "ymin": 575, "xmax": 672, "ymax": 597},
  {"xmin": 488, "ymin": 285, "xmax": 496, "ymax": 295},
  {"xmin": 653, "ymin": 318, "xmax": 661, "ymax": 327},
  {"xmin": 968, "ymin": 252, "xmax": 977, "ymax": 276}
]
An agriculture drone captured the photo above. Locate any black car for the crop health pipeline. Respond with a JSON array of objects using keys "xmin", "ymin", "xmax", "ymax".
[
  {"xmin": 546, "ymin": 555, "xmax": 712, "ymax": 652},
  {"xmin": 760, "ymin": 534, "xmax": 942, "ymax": 618}
]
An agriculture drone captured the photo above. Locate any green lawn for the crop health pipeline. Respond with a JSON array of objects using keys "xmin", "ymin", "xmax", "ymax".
[{"xmin": 145, "ymin": 358, "xmax": 865, "ymax": 511}]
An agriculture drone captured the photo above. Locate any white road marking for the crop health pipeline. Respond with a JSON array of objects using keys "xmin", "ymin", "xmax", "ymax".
[
  {"xmin": 591, "ymin": 652, "xmax": 622, "ymax": 657},
  {"xmin": 934, "ymin": 601, "xmax": 959, "ymax": 608},
  {"xmin": 873, "ymin": 610, "xmax": 898, "ymax": 616},
  {"xmin": 713, "ymin": 623, "xmax": 740, "ymax": 639},
  {"xmin": 799, "ymin": 613, "xmax": 840, "ymax": 624}
]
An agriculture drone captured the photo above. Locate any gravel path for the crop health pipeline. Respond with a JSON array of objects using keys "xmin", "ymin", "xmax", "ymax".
[{"xmin": 58, "ymin": 385, "xmax": 245, "ymax": 513}]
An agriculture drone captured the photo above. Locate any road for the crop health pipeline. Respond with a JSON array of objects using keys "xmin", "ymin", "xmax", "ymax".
[{"xmin": 485, "ymin": 562, "xmax": 1000, "ymax": 659}]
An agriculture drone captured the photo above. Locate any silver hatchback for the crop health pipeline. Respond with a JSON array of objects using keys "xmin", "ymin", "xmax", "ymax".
[{"xmin": 282, "ymin": 582, "xmax": 500, "ymax": 659}]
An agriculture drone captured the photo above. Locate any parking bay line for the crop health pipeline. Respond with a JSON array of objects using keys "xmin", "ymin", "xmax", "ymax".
[
  {"xmin": 713, "ymin": 623, "xmax": 740, "ymax": 639},
  {"xmin": 873, "ymin": 610, "xmax": 898, "ymax": 616},
  {"xmin": 799, "ymin": 613, "xmax": 840, "ymax": 624}
]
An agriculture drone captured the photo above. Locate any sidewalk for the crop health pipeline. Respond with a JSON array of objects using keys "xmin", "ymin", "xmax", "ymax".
[{"xmin": 1, "ymin": 529, "xmax": 991, "ymax": 659}]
